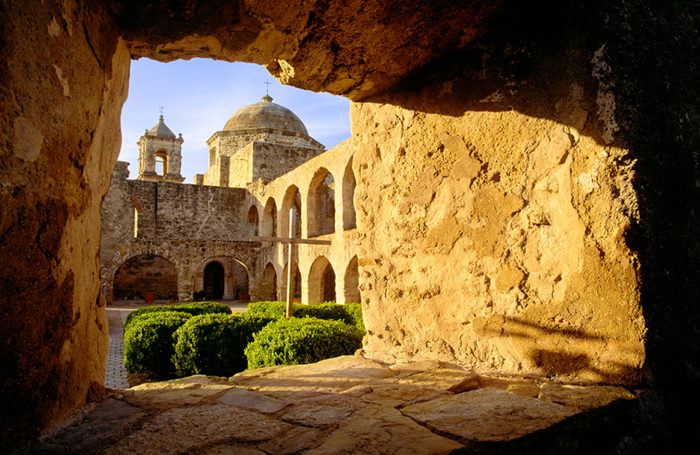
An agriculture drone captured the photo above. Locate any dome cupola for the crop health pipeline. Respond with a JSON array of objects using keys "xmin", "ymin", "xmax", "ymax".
[{"xmin": 222, "ymin": 95, "xmax": 309, "ymax": 136}]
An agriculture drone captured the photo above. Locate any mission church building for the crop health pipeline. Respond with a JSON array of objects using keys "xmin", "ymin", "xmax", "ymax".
[{"xmin": 100, "ymin": 95, "xmax": 360, "ymax": 305}]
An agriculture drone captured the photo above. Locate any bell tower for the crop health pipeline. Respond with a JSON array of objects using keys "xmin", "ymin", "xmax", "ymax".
[{"xmin": 137, "ymin": 115, "xmax": 185, "ymax": 182}]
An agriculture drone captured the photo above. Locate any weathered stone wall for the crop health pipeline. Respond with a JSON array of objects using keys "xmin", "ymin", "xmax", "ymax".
[
  {"xmin": 0, "ymin": 0, "xmax": 130, "ymax": 448},
  {"xmin": 100, "ymin": 164, "xmax": 260, "ymax": 302},
  {"xmin": 252, "ymin": 140, "xmax": 359, "ymax": 304},
  {"xmin": 251, "ymin": 142, "xmax": 326, "ymax": 184}
]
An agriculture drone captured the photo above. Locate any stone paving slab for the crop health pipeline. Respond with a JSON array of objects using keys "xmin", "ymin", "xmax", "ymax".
[{"xmin": 18, "ymin": 355, "xmax": 638, "ymax": 454}]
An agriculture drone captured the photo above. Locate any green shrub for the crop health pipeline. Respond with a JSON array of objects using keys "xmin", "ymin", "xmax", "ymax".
[
  {"xmin": 247, "ymin": 301, "xmax": 364, "ymax": 331},
  {"xmin": 245, "ymin": 317, "xmax": 363, "ymax": 369},
  {"xmin": 124, "ymin": 301, "xmax": 231, "ymax": 331},
  {"xmin": 172, "ymin": 313, "xmax": 275, "ymax": 377},
  {"xmin": 343, "ymin": 303, "xmax": 365, "ymax": 332},
  {"xmin": 124, "ymin": 312, "xmax": 192, "ymax": 378},
  {"xmin": 246, "ymin": 301, "xmax": 286, "ymax": 319}
]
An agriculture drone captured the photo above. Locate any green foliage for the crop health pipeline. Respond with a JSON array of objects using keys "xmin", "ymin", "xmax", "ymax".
[
  {"xmin": 343, "ymin": 303, "xmax": 365, "ymax": 331},
  {"xmin": 123, "ymin": 312, "xmax": 192, "ymax": 378},
  {"xmin": 247, "ymin": 301, "xmax": 365, "ymax": 332},
  {"xmin": 245, "ymin": 301, "xmax": 286, "ymax": 319},
  {"xmin": 124, "ymin": 301, "xmax": 231, "ymax": 331},
  {"xmin": 172, "ymin": 313, "xmax": 275, "ymax": 377},
  {"xmin": 244, "ymin": 317, "xmax": 363, "ymax": 369}
]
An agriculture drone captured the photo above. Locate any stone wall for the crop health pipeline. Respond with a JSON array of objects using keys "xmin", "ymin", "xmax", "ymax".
[
  {"xmin": 0, "ymin": 0, "xmax": 130, "ymax": 448},
  {"xmin": 100, "ymin": 162, "xmax": 261, "ymax": 302}
]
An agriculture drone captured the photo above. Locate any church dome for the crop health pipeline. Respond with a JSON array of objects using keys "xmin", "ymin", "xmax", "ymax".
[
  {"xmin": 147, "ymin": 115, "xmax": 176, "ymax": 139},
  {"xmin": 223, "ymin": 95, "xmax": 309, "ymax": 136}
]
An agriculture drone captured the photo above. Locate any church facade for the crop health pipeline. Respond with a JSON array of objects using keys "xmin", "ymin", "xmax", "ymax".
[{"xmin": 100, "ymin": 96, "xmax": 360, "ymax": 305}]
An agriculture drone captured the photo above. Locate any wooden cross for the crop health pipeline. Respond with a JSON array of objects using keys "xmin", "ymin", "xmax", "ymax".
[{"xmin": 248, "ymin": 207, "xmax": 330, "ymax": 317}]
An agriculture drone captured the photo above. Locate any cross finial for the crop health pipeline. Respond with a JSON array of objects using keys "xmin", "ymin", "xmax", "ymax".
[
  {"xmin": 264, "ymin": 80, "xmax": 271, "ymax": 95},
  {"xmin": 159, "ymin": 105, "xmax": 164, "ymax": 116}
]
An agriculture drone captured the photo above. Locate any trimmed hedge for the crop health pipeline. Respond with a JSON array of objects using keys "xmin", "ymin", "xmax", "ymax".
[
  {"xmin": 245, "ymin": 317, "xmax": 363, "ymax": 369},
  {"xmin": 343, "ymin": 303, "xmax": 365, "ymax": 331},
  {"xmin": 124, "ymin": 311, "xmax": 192, "ymax": 378},
  {"xmin": 247, "ymin": 301, "xmax": 365, "ymax": 332},
  {"xmin": 124, "ymin": 301, "xmax": 231, "ymax": 331},
  {"xmin": 172, "ymin": 313, "xmax": 276, "ymax": 377}
]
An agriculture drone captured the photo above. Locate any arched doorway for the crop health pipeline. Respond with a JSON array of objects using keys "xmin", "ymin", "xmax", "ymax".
[
  {"xmin": 344, "ymin": 256, "xmax": 361, "ymax": 303},
  {"xmin": 308, "ymin": 167, "xmax": 335, "ymax": 237},
  {"xmin": 308, "ymin": 256, "xmax": 336, "ymax": 304},
  {"xmin": 261, "ymin": 263, "xmax": 278, "ymax": 301},
  {"xmin": 203, "ymin": 262, "xmax": 225, "ymax": 299},
  {"xmin": 113, "ymin": 254, "xmax": 177, "ymax": 300},
  {"xmin": 231, "ymin": 260, "xmax": 249, "ymax": 299}
]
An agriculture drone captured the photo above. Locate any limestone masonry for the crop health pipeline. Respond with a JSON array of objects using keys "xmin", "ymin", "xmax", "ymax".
[{"xmin": 100, "ymin": 96, "xmax": 359, "ymax": 306}]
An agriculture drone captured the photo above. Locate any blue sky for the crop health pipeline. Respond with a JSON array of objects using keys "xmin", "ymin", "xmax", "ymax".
[{"xmin": 119, "ymin": 58, "xmax": 351, "ymax": 182}]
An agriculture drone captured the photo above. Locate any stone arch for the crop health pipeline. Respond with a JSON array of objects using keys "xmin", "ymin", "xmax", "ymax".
[
  {"xmin": 247, "ymin": 205, "xmax": 259, "ymax": 236},
  {"xmin": 280, "ymin": 185, "xmax": 301, "ymax": 238},
  {"xmin": 342, "ymin": 157, "xmax": 356, "ymax": 230},
  {"xmin": 112, "ymin": 254, "xmax": 178, "ymax": 301},
  {"xmin": 307, "ymin": 167, "xmax": 336, "ymax": 237},
  {"xmin": 344, "ymin": 255, "xmax": 361, "ymax": 303},
  {"xmin": 194, "ymin": 256, "xmax": 250, "ymax": 300},
  {"xmin": 281, "ymin": 262, "xmax": 302, "ymax": 302},
  {"xmin": 155, "ymin": 149, "xmax": 168, "ymax": 176},
  {"xmin": 261, "ymin": 197, "xmax": 277, "ymax": 237},
  {"xmin": 261, "ymin": 263, "xmax": 278, "ymax": 301},
  {"xmin": 308, "ymin": 256, "xmax": 336, "ymax": 304},
  {"xmin": 103, "ymin": 244, "xmax": 182, "ymax": 303}
]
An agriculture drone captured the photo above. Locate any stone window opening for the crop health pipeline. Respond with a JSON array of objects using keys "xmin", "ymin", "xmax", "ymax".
[
  {"xmin": 308, "ymin": 168, "xmax": 335, "ymax": 237},
  {"xmin": 155, "ymin": 150, "xmax": 168, "ymax": 176},
  {"xmin": 130, "ymin": 196, "xmax": 143, "ymax": 238},
  {"xmin": 247, "ymin": 205, "xmax": 259, "ymax": 236}
]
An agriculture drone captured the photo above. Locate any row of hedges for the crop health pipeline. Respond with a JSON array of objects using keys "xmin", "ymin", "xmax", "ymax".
[
  {"xmin": 247, "ymin": 301, "xmax": 365, "ymax": 331},
  {"xmin": 123, "ymin": 301, "xmax": 365, "ymax": 380}
]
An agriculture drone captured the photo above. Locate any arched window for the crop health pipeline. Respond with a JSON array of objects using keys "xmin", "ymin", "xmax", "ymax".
[
  {"xmin": 155, "ymin": 150, "xmax": 168, "ymax": 176},
  {"xmin": 262, "ymin": 197, "xmax": 277, "ymax": 237},
  {"xmin": 281, "ymin": 185, "xmax": 301, "ymax": 238},
  {"xmin": 342, "ymin": 158, "xmax": 356, "ymax": 230},
  {"xmin": 308, "ymin": 168, "xmax": 335, "ymax": 237},
  {"xmin": 308, "ymin": 256, "xmax": 336, "ymax": 304},
  {"xmin": 247, "ymin": 205, "xmax": 259, "ymax": 236}
]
